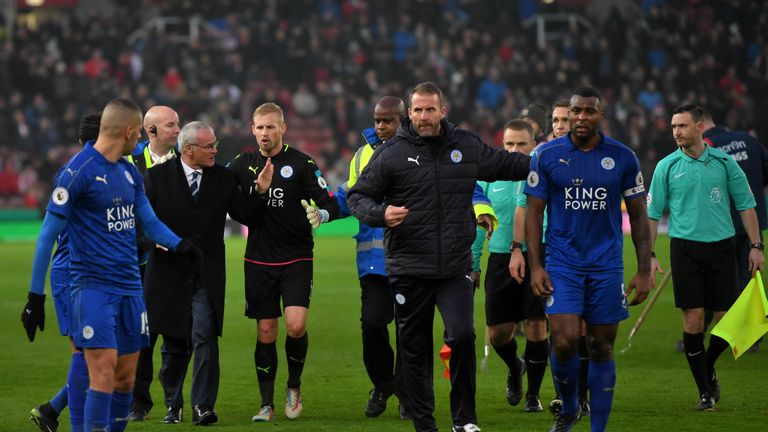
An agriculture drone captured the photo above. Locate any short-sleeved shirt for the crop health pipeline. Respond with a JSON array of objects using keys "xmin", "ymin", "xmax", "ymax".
[
  {"xmin": 524, "ymin": 133, "xmax": 645, "ymax": 272},
  {"xmin": 46, "ymin": 144, "xmax": 145, "ymax": 295},
  {"xmin": 647, "ymin": 145, "xmax": 755, "ymax": 242}
]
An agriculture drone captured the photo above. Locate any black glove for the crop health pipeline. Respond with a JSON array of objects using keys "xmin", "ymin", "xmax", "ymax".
[
  {"xmin": 137, "ymin": 236, "xmax": 156, "ymax": 253},
  {"xmin": 176, "ymin": 238, "xmax": 203, "ymax": 271},
  {"xmin": 21, "ymin": 292, "xmax": 45, "ymax": 342}
]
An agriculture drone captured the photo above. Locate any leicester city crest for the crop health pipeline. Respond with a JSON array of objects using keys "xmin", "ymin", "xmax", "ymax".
[
  {"xmin": 281, "ymin": 165, "xmax": 294, "ymax": 179},
  {"xmin": 450, "ymin": 150, "xmax": 463, "ymax": 163}
]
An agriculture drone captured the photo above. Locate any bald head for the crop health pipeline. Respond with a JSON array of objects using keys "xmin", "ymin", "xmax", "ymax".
[
  {"xmin": 373, "ymin": 96, "xmax": 405, "ymax": 142},
  {"xmin": 144, "ymin": 105, "xmax": 181, "ymax": 153}
]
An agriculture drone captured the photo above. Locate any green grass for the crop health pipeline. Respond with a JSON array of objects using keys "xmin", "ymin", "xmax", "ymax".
[{"xmin": 1, "ymin": 235, "xmax": 767, "ymax": 431}]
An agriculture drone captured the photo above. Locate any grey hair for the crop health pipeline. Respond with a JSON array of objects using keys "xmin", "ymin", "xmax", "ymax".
[{"xmin": 178, "ymin": 121, "xmax": 215, "ymax": 150}]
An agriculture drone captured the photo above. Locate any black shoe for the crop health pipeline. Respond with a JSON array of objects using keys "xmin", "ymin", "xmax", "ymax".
[
  {"xmin": 398, "ymin": 402, "xmax": 412, "ymax": 420},
  {"xmin": 549, "ymin": 406, "xmax": 581, "ymax": 432},
  {"xmin": 365, "ymin": 388, "xmax": 391, "ymax": 417},
  {"xmin": 29, "ymin": 404, "xmax": 59, "ymax": 432},
  {"xmin": 505, "ymin": 357, "xmax": 524, "ymax": 406},
  {"xmin": 579, "ymin": 398, "xmax": 590, "ymax": 416},
  {"xmin": 524, "ymin": 395, "xmax": 543, "ymax": 412},
  {"xmin": 162, "ymin": 407, "xmax": 182, "ymax": 424},
  {"xmin": 709, "ymin": 370, "xmax": 721, "ymax": 403},
  {"xmin": 192, "ymin": 405, "xmax": 218, "ymax": 426},
  {"xmin": 126, "ymin": 405, "xmax": 151, "ymax": 421},
  {"xmin": 696, "ymin": 392, "xmax": 715, "ymax": 411}
]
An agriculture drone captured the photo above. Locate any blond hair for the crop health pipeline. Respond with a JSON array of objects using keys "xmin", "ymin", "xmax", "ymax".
[{"xmin": 252, "ymin": 103, "xmax": 284, "ymax": 122}]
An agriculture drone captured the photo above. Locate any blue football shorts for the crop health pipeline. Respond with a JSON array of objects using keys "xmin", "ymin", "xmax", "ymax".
[
  {"xmin": 545, "ymin": 269, "xmax": 629, "ymax": 325},
  {"xmin": 70, "ymin": 287, "xmax": 150, "ymax": 355},
  {"xmin": 51, "ymin": 266, "xmax": 71, "ymax": 336}
]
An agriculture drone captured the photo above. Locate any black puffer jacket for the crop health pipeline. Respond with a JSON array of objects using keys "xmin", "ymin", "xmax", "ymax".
[{"xmin": 348, "ymin": 118, "xmax": 530, "ymax": 278}]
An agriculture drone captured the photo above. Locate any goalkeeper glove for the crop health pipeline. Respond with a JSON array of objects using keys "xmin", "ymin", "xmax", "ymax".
[
  {"xmin": 300, "ymin": 199, "xmax": 329, "ymax": 229},
  {"xmin": 21, "ymin": 292, "xmax": 45, "ymax": 342}
]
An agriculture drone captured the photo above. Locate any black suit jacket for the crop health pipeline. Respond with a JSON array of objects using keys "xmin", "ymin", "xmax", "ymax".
[{"xmin": 142, "ymin": 158, "xmax": 263, "ymax": 338}]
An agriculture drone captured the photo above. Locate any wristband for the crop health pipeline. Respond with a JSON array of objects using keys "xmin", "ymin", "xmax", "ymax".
[
  {"xmin": 510, "ymin": 241, "xmax": 523, "ymax": 252},
  {"xmin": 750, "ymin": 242, "xmax": 764, "ymax": 251},
  {"xmin": 650, "ymin": 251, "xmax": 656, "ymax": 258}
]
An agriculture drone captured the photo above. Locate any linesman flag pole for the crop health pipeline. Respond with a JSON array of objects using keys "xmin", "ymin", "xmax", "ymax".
[{"xmin": 619, "ymin": 269, "xmax": 673, "ymax": 354}]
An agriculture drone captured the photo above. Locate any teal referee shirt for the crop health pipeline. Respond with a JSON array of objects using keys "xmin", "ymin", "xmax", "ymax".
[{"xmin": 647, "ymin": 145, "xmax": 755, "ymax": 242}]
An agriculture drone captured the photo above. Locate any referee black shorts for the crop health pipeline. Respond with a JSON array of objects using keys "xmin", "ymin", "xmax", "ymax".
[
  {"xmin": 484, "ymin": 252, "xmax": 545, "ymax": 326},
  {"xmin": 670, "ymin": 237, "xmax": 738, "ymax": 311},
  {"xmin": 244, "ymin": 260, "xmax": 313, "ymax": 319}
]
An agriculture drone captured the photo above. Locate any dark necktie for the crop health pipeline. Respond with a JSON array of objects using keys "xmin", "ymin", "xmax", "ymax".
[{"xmin": 190, "ymin": 171, "xmax": 200, "ymax": 200}]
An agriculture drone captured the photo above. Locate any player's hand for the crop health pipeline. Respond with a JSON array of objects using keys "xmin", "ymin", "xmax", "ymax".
[
  {"xmin": 300, "ymin": 199, "xmax": 329, "ymax": 229},
  {"xmin": 748, "ymin": 248, "xmax": 765, "ymax": 277},
  {"xmin": 626, "ymin": 272, "xmax": 651, "ymax": 306},
  {"xmin": 470, "ymin": 270, "xmax": 481, "ymax": 291},
  {"xmin": 21, "ymin": 292, "xmax": 45, "ymax": 342},
  {"xmin": 384, "ymin": 205, "xmax": 409, "ymax": 227},
  {"xmin": 477, "ymin": 214, "xmax": 495, "ymax": 239},
  {"xmin": 530, "ymin": 266, "xmax": 552, "ymax": 297},
  {"xmin": 254, "ymin": 157, "xmax": 273, "ymax": 194},
  {"xmin": 650, "ymin": 256, "xmax": 664, "ymax": 287},
  {"xmin": 508, "ymin": 250, "xmax": 525, "ymax": 284},
  {"xmin": 176, "ymin": 238, "xmax": 203, "ymax": 271},
  {"xmin": 137, "ymin": 237, "xmax": 156, "ymax": 253}
]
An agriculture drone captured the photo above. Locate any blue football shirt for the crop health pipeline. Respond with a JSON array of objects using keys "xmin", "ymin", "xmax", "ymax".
[
  {"xmin": 46, "ymin": 144, "xmax": 145, "ymax": 295},
  {"xmin": 524, "ymin": 133, "xmax": 645, "ymax": 272}
]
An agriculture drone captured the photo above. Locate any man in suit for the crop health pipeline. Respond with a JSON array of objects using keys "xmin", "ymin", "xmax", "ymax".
[
  {"xmin": 128, "ymin": 105, "xmax": 181, "ymax": 422},
  {"xmin": 142, "ymin": 121, "xmax": 273, "ymax": 425}
]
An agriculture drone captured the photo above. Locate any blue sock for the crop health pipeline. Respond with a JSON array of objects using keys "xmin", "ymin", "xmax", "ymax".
[
  {"xmin": 50, "ymin": 385, "xmax": 68, "ymax": 414},
  {"xmin": 110, "ymin": 391, "xmax": 133, "ymax": 432},
  {"xmin": 68, "ymin": 352, "xmax": 89, "ymax": 432},
  {"xmin": 550, "ymin": 352, "xmax": 581, "ymax": 416},
  {"xmin": 588, "ymin": 359, "xmax": 616, "ymax": 432},
  {"xmin": 84, "ymin": 389, "xmax": 111, "ymax": 431}
]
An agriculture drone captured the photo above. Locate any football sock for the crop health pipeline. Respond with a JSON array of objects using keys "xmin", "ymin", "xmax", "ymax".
[
  {"xmin": 84, "ymin": 389, "xmax": 111, "ymax": 432},
  {"xmin": 683, "ymin": 332, "xmax": 709, "ymax": 395},
  {"xmin": 578, "ymin": 335, "xmax": 590, "ymax": 401},
  {"xmin": 255, "ymin": 341, "xmax": 277, "ymax": 407},
  {"xmin": 286, "ymin": 332, "xmax": 309, "ymax": 389},
  {"xmin": 68, "ymin": 351, "xmax": 89, "ymax": 432},
  {"xmin": 706, "ymin": 334, "xmax": 729, "ymax": 376},
  {"xmin": 524, "ymin": 339, "xmax": 548, "ymax": 396},
  {"xmin": 492, "ymin": 337, "xmax": 521, "ymax": 375},
  {"xmin": 550, "ymin": 353, "xmax": 580, "ymax": 416},
  {"xmin": 49, "ymin": 386, "xmax": 68, "ymax": 415},
  {"xmin": 109, "ymin": 391, "xmax": 132, "ymax": 432},
  {"xmin": 588, "ymin": 359, "xmax": 615, "ymax": 432}
]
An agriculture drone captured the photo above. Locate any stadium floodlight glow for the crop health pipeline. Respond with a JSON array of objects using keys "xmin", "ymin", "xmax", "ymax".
[{"xmin": 26, "ymin": 0, "xmax": 45, "ymax": 6}]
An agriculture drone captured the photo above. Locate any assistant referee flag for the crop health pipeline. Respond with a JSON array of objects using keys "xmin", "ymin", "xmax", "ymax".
[{"xmin": 711, "ymin": 271, "xmax": 768, "ymax": 359}]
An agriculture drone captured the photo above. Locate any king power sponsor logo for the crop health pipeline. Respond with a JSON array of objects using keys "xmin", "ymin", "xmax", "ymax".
[
  {"xmin": 106, "ymin": 204, "xmax": 135, "ymax": 232},
  {"xmin": 564, "ymin": 184, "xmax": 608, "ymax": 210}
]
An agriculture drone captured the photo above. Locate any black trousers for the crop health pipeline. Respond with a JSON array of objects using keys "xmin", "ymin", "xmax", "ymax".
[
  {"xmin": 389, "ymin": 274, "xmax": 476, "ymax": 432},
  {"xmin": 159, "ymin": 288, "xmax": 220, "ymax": 409},
  {"xmin": 360, "ymin": 275, "xmax": 396, "ymax": 392},
  {"xmin": 132, "ymin": 332, "xmax": 159, "ymax": 411}
]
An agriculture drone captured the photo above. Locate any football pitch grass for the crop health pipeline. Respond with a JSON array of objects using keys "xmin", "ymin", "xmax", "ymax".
[{"xmin": 1, "ymin": 235, "xmax": 766, "ymax": 431}]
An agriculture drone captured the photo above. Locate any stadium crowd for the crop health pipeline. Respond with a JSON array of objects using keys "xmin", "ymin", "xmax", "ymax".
[{"xmin": 0, "ymin": 0, "xmax": 767, "ymax": 212}]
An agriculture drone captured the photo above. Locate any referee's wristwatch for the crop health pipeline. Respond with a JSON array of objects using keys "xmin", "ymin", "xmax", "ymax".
[
  {"xmin": 750, "ymin": 242, "xmax": 764, "ymax": 251},
  {"xmin": 510, "ymin": 241, "xmax": 524, "ymax": 253}
]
